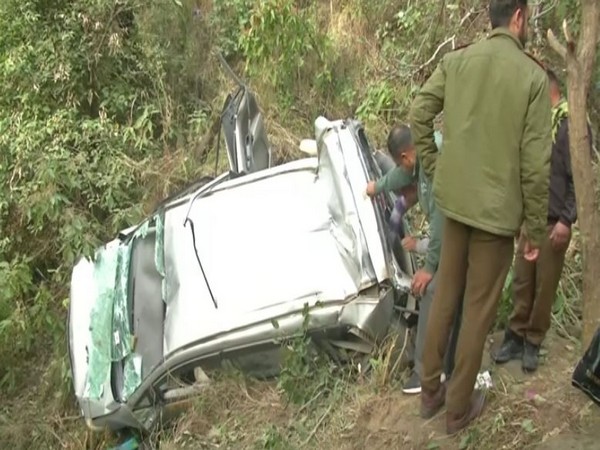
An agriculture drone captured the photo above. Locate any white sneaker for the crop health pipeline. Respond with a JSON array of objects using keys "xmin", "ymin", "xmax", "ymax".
[
  {"xmin": 440, "ymin": 373, "xmax": 447, "ymax": 383},
  {"xmin": 402, "ymin": 371, "xmax": 422, "ymax": 394}
]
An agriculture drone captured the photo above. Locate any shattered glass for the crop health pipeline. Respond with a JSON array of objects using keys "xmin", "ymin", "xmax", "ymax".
[
  {"xmin": 113, "ymin": 221, "xmax": 155, "ymax": 399},
  {"xmin": 154, "ymin": 212, "xmax": 167, "ymax": 302},
  {"xmin": 86, "ymin": 220, "xmax": 155, "ymax": 401},
  {"xmin": 122, "ymin": 353, "xmax": 143, "ymax": 400},
  {"xmin": 134, "ymin": 220, "xmax": 150, "ymax": 240},
  {"xmin": 112, "ymin": 244, "xmax": 132, "ymax": 361},
  {"xmin": 86, "ymin": 244, "xmax": 120, "ymax": 400}
]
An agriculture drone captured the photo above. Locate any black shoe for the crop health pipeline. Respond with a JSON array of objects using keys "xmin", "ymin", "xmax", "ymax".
[
  {"xmin": 493, "ymin": 330, "xmax": 524, "ymax": 364},
  {"xmin": 522, "ymin": 341, "xmax": 540, "ymax": 373}
]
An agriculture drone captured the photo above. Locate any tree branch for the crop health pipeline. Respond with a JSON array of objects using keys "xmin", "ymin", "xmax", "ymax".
[
  {"xmin": 562, "ymin": 19, "xmax": 577, "ymax": 53},
  {"xmin": 531, "ymin": 0, "xmax": 559, "ymax": 22},
  {"xmin": 414, "ymin": 35, "xmax": 456, "ymax": 74},
  {"xmin": 547, "ymin": 28, "xmax": 567, "ymax": 60},
  {"xmin": 459, "ymin": 8, "xmax": 475, "ymax": 27}
]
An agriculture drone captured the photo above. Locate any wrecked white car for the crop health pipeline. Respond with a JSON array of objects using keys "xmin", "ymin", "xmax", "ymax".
[{"xmin": 68, "ymin": 80, "xmax": 419, "ymax": 432}]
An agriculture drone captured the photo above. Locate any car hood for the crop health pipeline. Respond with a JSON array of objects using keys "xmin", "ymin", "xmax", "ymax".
[
  {"xmin": 161, "ymin": 156, "xmax": 380, "ymax": 353},
  {"xmin": 159, "ymin": 118, "xmax": 402, "ymax": 354}
]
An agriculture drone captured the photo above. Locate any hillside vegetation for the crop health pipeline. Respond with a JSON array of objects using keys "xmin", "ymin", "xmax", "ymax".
[{"xmin": 0, "ymin": 1, "xmax": 598, "ymax": 449}]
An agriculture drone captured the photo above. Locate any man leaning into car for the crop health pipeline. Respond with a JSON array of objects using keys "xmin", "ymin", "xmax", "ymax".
[{"xmin": 366, "ymin": 124, "xmax": 460, "ymax": 395}]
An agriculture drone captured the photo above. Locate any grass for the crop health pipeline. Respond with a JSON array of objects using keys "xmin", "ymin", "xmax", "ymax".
[
  {"xmin": 146, "ymin": 331, "xmax": 595, "ymax": 450},
  {"xmin": 1, "ymin": 327, "xmax": 597, "ymax": 450}
]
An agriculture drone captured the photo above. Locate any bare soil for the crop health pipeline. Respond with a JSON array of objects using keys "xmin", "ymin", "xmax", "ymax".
[{"xmin": 336, "ymin": 331, "xmax": 600, "ymax": 450}]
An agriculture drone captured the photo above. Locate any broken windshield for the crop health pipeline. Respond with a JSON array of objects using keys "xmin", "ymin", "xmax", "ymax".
[{"xmin": 87, "ymin": 213, "xmax": 167, "ymax": 403}]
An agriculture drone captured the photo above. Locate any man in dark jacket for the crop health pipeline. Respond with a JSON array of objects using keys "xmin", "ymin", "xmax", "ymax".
[
  {"xmin": 409, "ymin": 0, "xmax": 551, "ymax": 435},
  {"xmin": 494, "ymin": 69, "xmax": 591, "ymax": 372}
]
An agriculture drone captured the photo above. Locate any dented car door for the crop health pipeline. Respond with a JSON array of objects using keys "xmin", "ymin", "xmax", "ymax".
[{"xmin": 221, "ymin": 86, "xmax": 271, "ymax": 175}]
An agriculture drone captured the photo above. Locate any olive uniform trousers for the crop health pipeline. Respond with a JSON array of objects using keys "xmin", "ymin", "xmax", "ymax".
[
  {"xmin": 508, "ymin": 225, "xmax": 569, "ymax": 346},
  {"xmin": 421, "ymin": 217, "xmax": 514, "ymax": 415}
]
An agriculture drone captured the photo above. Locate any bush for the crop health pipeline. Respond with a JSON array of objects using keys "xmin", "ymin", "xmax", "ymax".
[{"xmin": 0, "ymin": 0, "xmax": 209, "ymax": 393}]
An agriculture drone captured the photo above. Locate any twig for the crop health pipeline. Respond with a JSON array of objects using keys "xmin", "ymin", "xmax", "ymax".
[
  {"xmin": 301, "ymin": 402, "xmax": 334, "ymax": 447},
  {"xmin": 194, "ymin": 113, "xmax": 221, "ymax": 163},
  {"xmin": 562, "ymin": 18, "xmax": 573, "ymax": 43},
  {"xmin": 531, "ymin": 0, "xmax": 559, "ymax": 22},
  {"xmin": 240, "ymin": 383, "xmax": 270, "ymax": 407},
  {"xmin": 94, "ymin": 3, "xmax": 123, "ymax": 58},
  {"xmin": 532, "ymin": 2, "xmax": 543, "ymax": 46},
  {"xmin": 428, "ymin": 0, "xmax": 447, "ymax": 57},
  {"xmin": 415, "ymin": 35, "xmax": 456, "ymax": 74},
  {"xmin": 296, "ymin": 390, "xmax": 324, "ymax": 416},
  {"xmin": 415, "ymin": 1, "xmax": 446, "ymax": 63},
  {"xmin": 547, "ymin": 28, "xmax": 567, "ymax": 59},
  {"xmin": 379, "ymin": 336, "xmax": 397, "ymax": 385},
  {"xmin": 44, "ymin": 424, "xmax": 68, "ymax": 449},
  {"xmin": 388, "ymin": 326, "xmax": 410, "ymax": 384},
  {"xmin": 57, "ymin": 415, "xmax": 84, "ymax": 422},
  {"xmin": 459, "ymin": 9, "xmax": 475, "ymax": 27},
  {"xmin": 498, "ymin": 373, "xmax": 508, "ymax": 395}
]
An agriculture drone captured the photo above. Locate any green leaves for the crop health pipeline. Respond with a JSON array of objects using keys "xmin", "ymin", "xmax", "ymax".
[
  {"xmin": 356, "ymin": 81, "xmax": 396, "ymax": 122},
  {"xmin": 237, "ymin": 0, "xmax": 330, "ymax": 101},
  {"xmin": 0, "ymin": 0, "xmax": 206, "ymax": 393}
]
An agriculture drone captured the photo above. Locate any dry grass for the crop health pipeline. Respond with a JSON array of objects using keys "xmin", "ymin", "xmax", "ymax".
[
  {"xmin": 325, "ymin": 331, "xmax": 599, "ymax": 450},
  {"xmin": 0, "ymin": 392, "xmax": 113, "ymax": 450},
  {"xmin": 369, "ymin": 325, "xmax": 413, "ymax": 389}
]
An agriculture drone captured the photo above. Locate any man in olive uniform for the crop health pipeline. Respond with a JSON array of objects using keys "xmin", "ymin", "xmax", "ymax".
[
  {"xmin": 494, "ymin": 69, "xmax": 592, "ymax": 372},
  {"xmin": 366, "ymin": 125, "xmax": 460, "ymax": 395},
  {"xmin": 409, "ymin": 0, "xmax": 552, "ymax": 434}
]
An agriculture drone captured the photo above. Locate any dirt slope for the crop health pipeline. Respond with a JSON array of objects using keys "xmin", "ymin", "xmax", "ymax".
[{"xmin": 344, "ymin": 331, "xmax": 599, "ymax": 450}]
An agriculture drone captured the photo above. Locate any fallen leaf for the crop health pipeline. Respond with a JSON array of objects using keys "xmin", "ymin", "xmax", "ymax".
[{"xmin": 521, "ymin": 419, "xmax": 535, "ymax": 433}]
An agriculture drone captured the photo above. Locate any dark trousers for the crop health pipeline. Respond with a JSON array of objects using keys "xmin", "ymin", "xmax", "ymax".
[
  {"xmin": 421, "ymin": 217, "xmax": 514, "ymax": 414},
  {"xmin": 509, "ymin": 225, "xmax": 569, "ymax": 346}
]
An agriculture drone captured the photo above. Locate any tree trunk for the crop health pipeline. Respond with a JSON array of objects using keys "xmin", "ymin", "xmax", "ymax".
[
  {"xmin": 548, "ymin": 0, "xmax": 600, "ymax": 349},
  {"xmin": 568, "ymin": 66, "xmax": 600, "ymax": 348}
]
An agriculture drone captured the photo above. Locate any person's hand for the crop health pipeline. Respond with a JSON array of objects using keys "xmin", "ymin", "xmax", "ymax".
[
  {"xmin": 519, "ymin": 228, "xmax": 539, "ymax": 262},
  {"xmin": 411, "ymin": 269, "xmax": 433, "ymax": 297},
  {"xmin": 366, "ymin": 181, "xmax": 377, "ymax": 198},
  {"xmin": 401, "ymin": 236, "xmax": 417, "ymax": 252},
  {"xmin": 523, "ymin": 240, "xmax": 539, "ymax": 262},
  {"xmin": 549, "ymin": 221, "xmax": 571, "ymax": 250}
]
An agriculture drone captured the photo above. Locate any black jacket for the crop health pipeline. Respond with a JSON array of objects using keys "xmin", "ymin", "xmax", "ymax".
[{"xmin": 547, "ymin": 117, "xmax": 592, "ymax": 226}]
